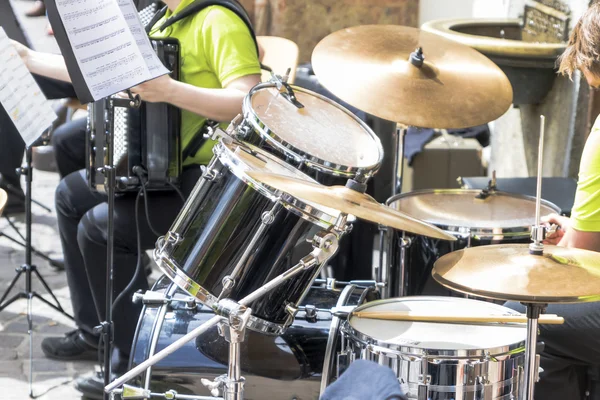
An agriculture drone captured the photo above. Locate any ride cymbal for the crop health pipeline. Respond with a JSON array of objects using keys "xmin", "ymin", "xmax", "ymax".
[
  {"xmin": 312, "ymin": 25, "xmax": 513, "ymax": 128},
  {"xmin": 433, "ymin": 244, "xmax": 600, "ymax": 303},
  {"xmin": 246, "ymin": 171, "xmax": 456, "ymax": 241}
]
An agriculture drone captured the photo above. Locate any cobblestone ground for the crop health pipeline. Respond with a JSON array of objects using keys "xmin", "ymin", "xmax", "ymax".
[{"xmin": 3, "ymin": 2, "xmax": 115, "ymax": 398}]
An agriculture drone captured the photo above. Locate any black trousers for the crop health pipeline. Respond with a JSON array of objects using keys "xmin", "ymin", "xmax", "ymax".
[
  {"xmin": 506, "ymin": 301, "xmax": 600, "ymax": 399},
  {"xmin": 51, "ymin": 117, "xmax": 87, "ymax": 178},
  {"xmin": 0, "ymin": 75, "xmax": 76, "ymax": 186},
  {"xmin": 55, "ymin": 168, "xmax": 201, "ymax": 353}
]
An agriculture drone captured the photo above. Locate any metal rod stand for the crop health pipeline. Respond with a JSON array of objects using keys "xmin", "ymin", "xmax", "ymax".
[
  {"xmin": 377, "ymin": 126, "xmax": 407, "ymax": 298},
  {"xmin": 522, "ymin": 303, "xmax": 545, "ymax": 400},
  {"xmin": 0, "ymin": 144, "xmax": 73, "ymax": 398},
  {"xmin": 98, "ymin": 159, "xmax": 116, "ymax": 400}
]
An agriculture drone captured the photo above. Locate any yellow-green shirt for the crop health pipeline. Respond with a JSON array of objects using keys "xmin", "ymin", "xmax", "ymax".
[
  {"xmin": 571, "ymin": 115, "xmax": 600, "ymax": 231},
  {"xmin": 149, "ymin": 1, "xmax": 261, "ymax": 165}
]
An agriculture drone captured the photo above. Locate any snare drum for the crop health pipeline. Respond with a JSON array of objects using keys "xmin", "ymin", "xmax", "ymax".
[
  {"xmin": 337, "ymin": 297, "xmax": 527, "ymax": 400},
  {"xmin": 235, "ymin": 83, "xmax": 384, "ymax": 180},
  {"xmin": 154, "ymin": 140, "xmax": 341, "ymax": 334},
  {"xmin": 386, "ymin": 189, "xmax": 561, "ymax": 296}
]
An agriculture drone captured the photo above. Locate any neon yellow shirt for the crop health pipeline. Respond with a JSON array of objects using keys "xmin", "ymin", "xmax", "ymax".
[
  {"xmin": 571, "ymin": 115, "xmax": 600, "ymax": 231},
  {"xmin": 149, "ymin": 1, "xmax": 260, "ymax": 165}
]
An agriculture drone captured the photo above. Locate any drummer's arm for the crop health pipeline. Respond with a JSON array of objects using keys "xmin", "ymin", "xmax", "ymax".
[
  {"xmin": 558, "ymin": 226, "xmax": 600, "ymax": 252},
  {"xmin": 547, "ymin": 118, "xmax": 600, "ymax": 252}
]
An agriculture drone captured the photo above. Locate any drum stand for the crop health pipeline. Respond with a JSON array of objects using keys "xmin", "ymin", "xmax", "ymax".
[{"xmin": 105, "ymin": 224, "xmax": 345, "ymax": 399}]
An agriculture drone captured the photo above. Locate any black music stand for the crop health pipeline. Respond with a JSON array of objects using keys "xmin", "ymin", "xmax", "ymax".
[{"xmin": 0, "ymin": 132, "xmax": 73, "ymax": 398}]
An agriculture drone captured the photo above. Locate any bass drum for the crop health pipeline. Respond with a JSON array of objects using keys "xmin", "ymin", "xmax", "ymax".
[{"xmin": 129, "ymin": 277, "xmax": 378, "ymax": 399}]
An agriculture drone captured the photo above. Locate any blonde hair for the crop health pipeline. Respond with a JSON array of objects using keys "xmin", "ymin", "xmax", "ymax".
[{"xmin": 558, "ymin": 2, "xmax": 600, "ymax": 78}]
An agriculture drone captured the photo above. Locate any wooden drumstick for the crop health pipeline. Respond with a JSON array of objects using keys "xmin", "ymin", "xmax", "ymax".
[{"xmin": 353, "ymin": 311, "xmax": 564, "ymax": 325}]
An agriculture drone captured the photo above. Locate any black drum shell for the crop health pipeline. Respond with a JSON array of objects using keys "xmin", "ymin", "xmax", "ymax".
[
  {"xmin": 129, "ymin": 279, "xmax": 377, "ymax": 399},
  {"xmin": 165, "ymin": 155, "xmax": 323, "ymax": 325}
]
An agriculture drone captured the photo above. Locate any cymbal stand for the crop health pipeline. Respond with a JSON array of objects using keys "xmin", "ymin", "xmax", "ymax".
[
  {"xmin": 377, "ymin": 124, "xmax": 407, "ymax": 298},
  {"xmin": 522, "ymin": 115, "xmax": 547, "ymax": 400},
  {"xmin": 105, "ymin": 224, "xmax": 344, "ymax": 396}
]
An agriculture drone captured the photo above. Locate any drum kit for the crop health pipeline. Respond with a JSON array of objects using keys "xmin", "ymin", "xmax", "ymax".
[{"xmin": 105, "ymin": 25, "xmax": 600, "ymax": 400}]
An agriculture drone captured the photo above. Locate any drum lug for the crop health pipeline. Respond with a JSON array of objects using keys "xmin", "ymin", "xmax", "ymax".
[
  {"xmin": 285, "ymin": 303, "xmax": 299, "ymax": 319},
  {"xmin": 200, "ymin": 165, "xmax": 222, "ymax": 182},
  {"xmin": 261, "ymin": 210, "xmax": 275, "ymax": 225},
  {"xmin": 399, "ymin": 236, "xmax": 412, "ymax": 248},
  {"xmin": 304, "ymin": 305, "xmax": 318, "ymax": 323},
  {"xmin": 165, "ymin": 231, "xmax": 182, "ymax": 246}
]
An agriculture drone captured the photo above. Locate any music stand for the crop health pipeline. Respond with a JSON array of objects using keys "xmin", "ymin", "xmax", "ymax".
[{"xmin": 0, "ymin": 131, "xmax": 74, "ymax": 397}]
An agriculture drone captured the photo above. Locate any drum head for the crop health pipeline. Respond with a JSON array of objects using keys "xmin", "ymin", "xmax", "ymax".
[
  {"xmin": 246, "ymin": 86, "xmax": 383, "ymax": 176},
  {"xmin": 217, "ymin": 140, "xmax": 339, "ymax": 225},
  {"xmin": 348, "ymin": 297, "xmax": 526, "ymax": 353},
  {"xmin": 389, "ymin": 189, "xmax": 560, "ymax": 234}
]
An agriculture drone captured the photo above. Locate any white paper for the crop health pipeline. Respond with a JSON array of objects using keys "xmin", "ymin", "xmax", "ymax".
[
  {"xmin": 117, "ymin": 0, "xmax": 165, "ymax": 74},
  {"xmin": 55, "ymin": 0, "xmax": 168, "ymax": 101},
  {"xmin": 0, "ymin": 28, "xmax": 56, "ymax": 147}
]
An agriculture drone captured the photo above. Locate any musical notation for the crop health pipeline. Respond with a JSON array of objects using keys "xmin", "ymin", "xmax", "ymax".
[
  {"xmin": 0, "ymin": 28, "xmax": 56, "ymax": 147},
  {"xmin": 55, "ymin": 0, "xmax": 168, "ymax": 100}
]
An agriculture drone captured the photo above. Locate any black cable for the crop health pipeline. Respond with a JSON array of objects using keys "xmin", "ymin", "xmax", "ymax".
[
  {"xmin": 167, "ymin": 180, "xmax": 185, "ymax": 203},
  {"xmin": 139, "ymin": 179, "xmax": 162, "ymax": 237},
  {"xmin": 112, "ymin": 188, "xmax": 145, "ymax": 311}
]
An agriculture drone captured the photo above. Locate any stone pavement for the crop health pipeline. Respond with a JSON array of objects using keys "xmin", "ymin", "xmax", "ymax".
[{"xmin": 0, "ymin": 2, "xmax": 154, "ymax": 398}]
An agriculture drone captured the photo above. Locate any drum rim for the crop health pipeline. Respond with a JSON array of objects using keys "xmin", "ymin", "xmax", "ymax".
[
  {"xmin": 215, "ymin": 141, "xmax": 340, "ymax": 229},
  {"xmin": 242, "ymin": 83, "xmax": 384, "ymax": 178},
  {"xmin": 345, "ymin": 296, "xmax": 527, "ymax": 359},
  {"xmin": 386, "ymin": 189, "xmax": 561, "ymax": 237},
  {"xmin": 153, "ymin": 246, "xmax": 288, "ymax": 336}
]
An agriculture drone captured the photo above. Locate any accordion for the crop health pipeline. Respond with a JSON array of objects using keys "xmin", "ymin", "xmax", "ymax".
[{"xmin": 86, "ymin": 37, "xmax": 181, "ymax": 193}]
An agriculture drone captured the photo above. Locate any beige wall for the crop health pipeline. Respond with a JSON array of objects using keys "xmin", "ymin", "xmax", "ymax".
[{"xmin": 239, "ymin": 0, "xmax": 419, "ymax": 63}]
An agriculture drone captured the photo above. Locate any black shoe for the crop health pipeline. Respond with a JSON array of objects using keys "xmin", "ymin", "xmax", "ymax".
[
  {"xmin": 75, "ymin": 371, "xmax": 118, "ymax": 400},
  {"xmin": 0, "ymin": 176, "xmax": 25, "ymax": 215},
  {"xmin": 75, "ymin": 371, "xmax": 105, "ymax": 400},
  {"xmin": 49, "ymin": 255, "xmax": 65, "ymax": 271},
  {"xmin": 41, "ymin": 329, "xmax": 99, "ymax": 361}
]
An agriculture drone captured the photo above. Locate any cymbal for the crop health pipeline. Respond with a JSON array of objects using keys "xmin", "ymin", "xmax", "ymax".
[
  {"xmin": 312, "ymin": 25, "xmax": 513, "ymax": 128},
  {"xmin": 433, "ymin": 244, "xmax": 600, "ymax": 303},
  {"xmin": 246, "ymin": 171, "xmax": 456, "ymax": 241}
]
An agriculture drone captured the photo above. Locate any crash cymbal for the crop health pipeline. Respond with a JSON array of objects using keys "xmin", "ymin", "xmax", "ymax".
[
  {"xmin": 312, "ymin": 25, "xmax": 513, "ymax": 128},
  {"xmin": 433, "ymin": 244, "xmax": 600, "ymax": 303},
  {"xmin": 246, "ymin": 171, "xmax": 456, "ymax": 241}
]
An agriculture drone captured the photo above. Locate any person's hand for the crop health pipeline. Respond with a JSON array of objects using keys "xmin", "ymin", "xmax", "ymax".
[
  {"xmin": 127, "ymin": 74, "xmax": 174, "ymax": 103},
  {"xmin": 541, "ymin": 213, "xmax": 570, "ymax": 245},
  {"xmin": 10, "ymin": 39, "xmax": 30, "ymax": 64}
]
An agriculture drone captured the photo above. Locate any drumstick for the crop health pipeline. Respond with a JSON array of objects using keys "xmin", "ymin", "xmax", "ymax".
[{"xmin": 353, "ymin": 311, "xmax": 564, "ymax": 325}]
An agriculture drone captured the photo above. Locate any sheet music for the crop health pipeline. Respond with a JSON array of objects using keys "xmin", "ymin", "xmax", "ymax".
[
  {"xmin": 117, "ymin": 0, "xmax": 165, "ymax": 74},
  {"xmin": 0, "ymin": 28, "xmax": 56, "ymax": 147},
  {"xmin": 55, "ymin": 0, "xmax": 168, "ymax": 101}
]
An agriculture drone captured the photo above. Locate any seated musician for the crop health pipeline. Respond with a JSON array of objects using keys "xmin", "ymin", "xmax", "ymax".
[
  {"xmin": 507, "ymin": 4, "xmax": 600, "ymax": 398},
  {"xmin": 11, "ymin": 0, "xmax": 261, "ymax": 395}
]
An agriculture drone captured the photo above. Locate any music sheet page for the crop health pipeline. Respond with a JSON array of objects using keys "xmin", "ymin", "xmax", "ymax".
[
  {"xmin": 55, "ymin": 0, "xmax": 168, "ymax": 101},
  {"xmin": 0, "ymin": 28, "xmax": 56, "ymax": 147},
  {"xmin": 117, "ymin": 0, "xmax": 165, "ymax": 74}
]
